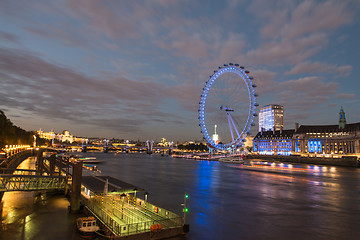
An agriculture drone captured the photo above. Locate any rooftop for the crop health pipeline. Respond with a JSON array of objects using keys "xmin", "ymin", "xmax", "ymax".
[{"xmin": 82, "ymin": 175, "xmax": 144, "ymax": 195}]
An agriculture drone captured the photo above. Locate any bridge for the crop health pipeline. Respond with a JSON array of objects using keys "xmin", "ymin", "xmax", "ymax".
[
  {"xmin": 0, "ymin": 149, "xmax": 69, "ymax": 202},
  {"xmin": 0, "ymin": 174, "xmax": 66, "ymax": 192}
]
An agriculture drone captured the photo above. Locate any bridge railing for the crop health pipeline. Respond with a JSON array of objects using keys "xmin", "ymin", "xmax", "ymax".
[
  {"xmin": 0, "ymin": 174, "xmax": 66, "ymax": 192},
  {"xmin": 2, "ymin": 150, "xmax": 33, "ymax": 169}
]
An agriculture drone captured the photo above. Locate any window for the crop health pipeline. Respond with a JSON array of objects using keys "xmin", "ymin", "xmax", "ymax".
[{"xmin": 87, "ymin": 222, "xmax": 91, "ymax": 227}]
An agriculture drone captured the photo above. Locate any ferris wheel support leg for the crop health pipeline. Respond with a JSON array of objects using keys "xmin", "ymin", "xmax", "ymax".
[
  {"xmin": 227, "ymin": 113, "xmax": 235, "ymax": 143},
  {"xmin": 228, "ymin": 113, "xmax": 241, "ymax": 139}
]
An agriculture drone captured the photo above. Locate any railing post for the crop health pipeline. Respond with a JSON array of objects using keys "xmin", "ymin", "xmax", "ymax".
[
  {"xmin": 49, "ymin": 154, "xmax": 56, "ymax": 176},
  {"xmin": 64, "ymin": 156, "xmax": 70, "ymax": 195}
]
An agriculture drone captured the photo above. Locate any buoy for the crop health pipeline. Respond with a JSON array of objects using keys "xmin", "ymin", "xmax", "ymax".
[{"xmin": 151, "ymin": 224, "xmax": 159, "ymax": 231}]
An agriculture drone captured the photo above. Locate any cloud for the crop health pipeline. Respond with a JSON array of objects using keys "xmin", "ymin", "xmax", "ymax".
[
  {"xmin": 64, "ymin": 1, "xmax": 139, "ymax": 40},
  {"xmin": 285, "ymin": 112, "xmax": 312, "ymax": 124},
  {"xmin": 335, "ymin": 93, "xmax": 356, "ymax": 99},
  {"xmin": 277, "ymin": 76, "xmax": 338, "ymax": 110},
  {"xmin": 247, "ymin": 0, "xmax": 355, "ymax": 65},
  {"xmin": 247, "ymin": 33, "xmax": 328, "ymax": 65},
  {"xmin": 285, "ymin": 61, "xmax": 352, "ymax": 77},
  {"xmin": 251, "ymin": 69, "xmax": 277, "ymax": 95},
  {"xmin": 0, "ymin": 47, "xmax": 190, "ymax": 136},
  {"xmin": 257, "ymin": 0, "xmax": 354, "ymax": 40},
  {"xmin": 0, "ymin": 30, "xmax": 19, "ymax": 44}
]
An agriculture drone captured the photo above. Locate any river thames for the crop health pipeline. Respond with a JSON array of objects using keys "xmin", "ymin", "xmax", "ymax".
[{"xmin": 2, "ymin": 152, "xmax": 360, "ymax": 240}]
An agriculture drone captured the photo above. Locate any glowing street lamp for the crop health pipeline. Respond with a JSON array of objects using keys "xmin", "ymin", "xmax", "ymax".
[{"xmin": 33, "ymin": 135, "xmax": 37, "ymax": 148}]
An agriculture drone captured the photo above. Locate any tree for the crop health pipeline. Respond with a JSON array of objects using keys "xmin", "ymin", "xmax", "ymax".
[{"xmin": 0, "ymin": 110, "xmax": 34, "ymax": 149}]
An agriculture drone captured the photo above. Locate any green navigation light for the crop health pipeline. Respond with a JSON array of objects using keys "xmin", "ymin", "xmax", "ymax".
[
  {"xmin": 185, "ymin": 194, "xmax": 189, "ymax": 199},
  {"xmin": 185, "ymin": 208, "xmax": 189, "ymax": 212}
]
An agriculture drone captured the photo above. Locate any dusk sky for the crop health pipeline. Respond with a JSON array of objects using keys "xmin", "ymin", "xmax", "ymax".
[{"xmin": 1, "ymin": 0, "xmax": 359, "ymax": 142}]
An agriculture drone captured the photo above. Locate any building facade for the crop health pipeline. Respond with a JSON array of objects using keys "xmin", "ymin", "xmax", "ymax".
[
  {"xmin": 253, "ymin": 129, "xmax": 295, "ymax": 155},
  {"xmin": 258, "ymin": 105, "xmax": 284, "ymax": 132},
  {"xmin": 253, "ymin": 108, "xmax": 360, "ymax": 156},
  {"xmin": 37, "ymin": 129, "xmax": 85, "ymax": 144},
  {"xmin": 293, "ymin": 123, "xmax": 360, "ymax": 155}
]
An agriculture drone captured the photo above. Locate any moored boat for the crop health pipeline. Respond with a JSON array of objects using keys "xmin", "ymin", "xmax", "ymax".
[
  {"xmin": 76, "ymin": 216, "xmax": 100, "ymax": 237},
  {"xmin": 219, "ymin": 157, "xmax": 244, "ymax": 164}
]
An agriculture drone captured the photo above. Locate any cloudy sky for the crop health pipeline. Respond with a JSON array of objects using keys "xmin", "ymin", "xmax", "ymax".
[{"xmin": 1, "ymin": 0, "xmax": 359, "ymax": 142}]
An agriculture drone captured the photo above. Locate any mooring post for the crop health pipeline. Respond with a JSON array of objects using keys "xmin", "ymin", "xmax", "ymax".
[
  {"xmin": 49, "ymin": 154, "xmax": 56, "ymax": 176},
  {"xmin": 70, "ymin": 161, "xmax": 83, "ymax": 213},
  {"xmin": 64, "ymin": 157, "xmax": 70, "ymax": 195},
  {"xmin": 36, "ymin": 149, "xmax": 44, "ymax": 175}
]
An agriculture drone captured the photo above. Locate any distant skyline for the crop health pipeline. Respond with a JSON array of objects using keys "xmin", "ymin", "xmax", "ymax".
[{"xmin": 1, "ymin": 0, "xmax": 360, "ymax": 141}]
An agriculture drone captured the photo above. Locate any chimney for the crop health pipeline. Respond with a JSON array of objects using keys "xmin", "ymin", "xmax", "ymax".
[
  {"xmin": 261, "ymin": 127, "xmax": 264, "ymax": 135},
  {"xmin": 280, "ymin": 126, "xmax": 283, "ymax": 135},
  {"xmin": 295, "ymin": 122, "xmax": 299, "ymax": 132},
  {"xmin": 273, "ymin": 128, "xmax": 275, "ymax": 135}
]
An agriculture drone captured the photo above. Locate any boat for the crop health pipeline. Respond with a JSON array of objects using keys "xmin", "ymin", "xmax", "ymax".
[
  {"xmin": 76, "ymin": 216, "xmax": 100, "ymax": 237},
  {"xmin": 83, "ymin": 164, "xmax": 101, "ymax": 172},
  {"xmin": 219, "ymin": 157, "xmax": 244, "ymax": 164}
]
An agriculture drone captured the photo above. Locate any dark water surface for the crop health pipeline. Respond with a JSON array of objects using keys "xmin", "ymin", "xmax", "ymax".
[{"xmin": 2, "ymin": 153, "xmax": 360, "ymax": 240}]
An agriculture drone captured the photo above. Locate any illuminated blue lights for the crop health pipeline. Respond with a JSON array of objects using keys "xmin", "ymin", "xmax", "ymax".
[
  {"xmin": 257, "ymin": 139, "xmax": 293, "ymax": 155},
  {"xmin": 308, "ymin": 139, "xmax": 321, "ymax": 153},
  {"xmin": 198, "ymin": 63, "xmax": 257, "ymax": 151},
  {"xmin": 295, "ymin": 140, "xmax": 300, "ymax": 152}
]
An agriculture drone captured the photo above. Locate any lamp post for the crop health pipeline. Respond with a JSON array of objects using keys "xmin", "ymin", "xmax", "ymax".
[
  {"xmin": 121, "ymin": 193, "xmax": 126, "ymax": 219},
  {"xmin": 183, "ymin": 193, "xmax": 189, "ymax": 225},
  {"xmin": 134, "ymin": 188, "xmax": 137, "ymax": 208},
  {"xmin": 144, "ymin": 192, "xmax": 148, "ymax": 211},
  {"xmin": 33, "ymin": 135, "xmax": 37, "ymax": 148}
]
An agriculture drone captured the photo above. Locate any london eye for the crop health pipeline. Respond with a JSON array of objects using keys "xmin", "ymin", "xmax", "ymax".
[{"xmin": 198, "ymin": 63, "xmax": 258, "ymax": 152}]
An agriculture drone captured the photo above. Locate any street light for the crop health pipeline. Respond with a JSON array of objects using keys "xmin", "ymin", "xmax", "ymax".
[
  {"xmin": 121, "ymin": 193, "xmax": 126, "ymax": 219},
  {"xmin": 33, "ymin": 135, "xmax": 37, "ymax": 148},
  {"xmin": 133, "ymin": 188, "xmax": 137, "ymax": 208},
  {"xmin": 144, "ymin": 192, "xmax": 148, "ymax": 211}
]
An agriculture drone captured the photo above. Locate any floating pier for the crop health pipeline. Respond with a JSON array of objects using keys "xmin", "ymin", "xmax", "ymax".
[{"xmin": 80, "ymin": 176, "xmax": 186, "ymax": 239}]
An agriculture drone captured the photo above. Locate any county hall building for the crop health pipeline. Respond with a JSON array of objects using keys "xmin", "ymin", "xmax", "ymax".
[{"xmin": 253, "ymin": 107, "xmax": 360, "ymax": 156}]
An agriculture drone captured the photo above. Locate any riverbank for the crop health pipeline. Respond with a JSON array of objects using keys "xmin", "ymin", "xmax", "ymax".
[
  {"xmin": 245, "ymin": 154, "xmax": 359, "ymax": 167},
  {"xmin": 0, "ymin": 191, "xmax": 89, "ymax": 240}
]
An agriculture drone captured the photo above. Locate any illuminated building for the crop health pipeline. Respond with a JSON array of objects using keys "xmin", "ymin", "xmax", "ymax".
[
  {"xmin": 253, "ymin": 108, "xmax": 360, "ymax": 156},
  {"xmin": 37, "ymin": 129, "xmax": 85, "ymax": 144},
  {"xmin": 37, "ymin": 129, "xmax": 55, "ymax": 140},
  {"xmin": 293, "ymin": 124, "xmax": 360, "ymax": 155},
  {"xmin": 259, "ymin": 105, "xmax": 284, "ymax": 132},
  {"xmin": 293, "ymin": 108, "xmax": 358, "ymax": 155},
  {"xmin": 61, "ymin": 130, "xmax": 74, "ymax": 143},
  {"xmin": 253, "ymin": 129, "xmax": 295, "ymax": 156}
]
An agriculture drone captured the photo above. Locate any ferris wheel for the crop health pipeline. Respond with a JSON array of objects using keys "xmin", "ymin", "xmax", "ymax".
[{"xmin": 198, "ymin": 63, "xmax": 258, "ymax": 151}]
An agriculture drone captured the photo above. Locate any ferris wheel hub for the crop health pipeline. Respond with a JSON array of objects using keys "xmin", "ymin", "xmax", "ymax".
[{"xmin": 220, "ymin": 106, "xmax": 234, "ymax": 112}]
